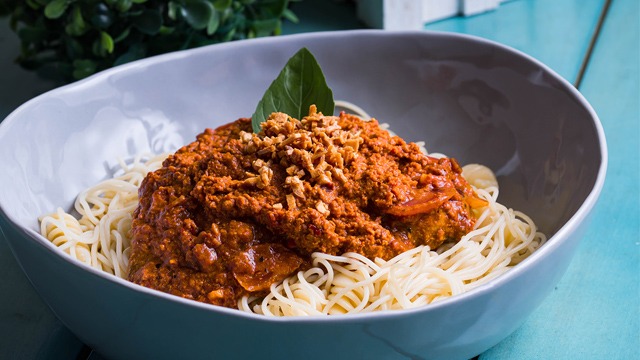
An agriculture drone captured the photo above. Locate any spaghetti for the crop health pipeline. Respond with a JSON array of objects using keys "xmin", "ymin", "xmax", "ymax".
[
  {"xmin": 39, "ymin": 154, "xmax": 167, "ymax": 278},
  {"xmin": 39, "ymin": 109, "xmax": 544, "ymax": 315},
  {"xmin": 238, "ymin": 166, "xmax": 545, "ymax": 316}
]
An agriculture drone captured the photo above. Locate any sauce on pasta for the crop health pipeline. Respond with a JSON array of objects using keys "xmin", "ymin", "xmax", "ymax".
[
  {"xmin": 128, "ymin": 107, "xmax": 487, "ymax": 307},
  {"xmin": 39, "ymin": 107, "xmax": 545, "ymax": 315}
]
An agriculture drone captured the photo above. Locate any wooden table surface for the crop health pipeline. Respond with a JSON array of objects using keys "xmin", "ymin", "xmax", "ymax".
[{"xmin": 0, "ymin": 0, "xmax": 638, "ymax": 359}]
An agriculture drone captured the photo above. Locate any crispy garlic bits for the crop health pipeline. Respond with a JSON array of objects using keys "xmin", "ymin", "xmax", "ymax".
[{"xmin": 239, "ymin": 105, "xmax": 363, "ymax": 212}]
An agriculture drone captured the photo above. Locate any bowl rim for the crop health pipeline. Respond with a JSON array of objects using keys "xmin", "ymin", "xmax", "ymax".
[{"xmin": 0, "ymin": 29, "xmax": 608, "ymax": 323}]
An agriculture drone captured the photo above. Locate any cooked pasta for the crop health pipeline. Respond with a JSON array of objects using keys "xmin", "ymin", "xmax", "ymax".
[
  {"xmin": 238, "ymin": 164, "xmax": 546, "ymax": 316},
  {"xmin": 39, "ymin": 154, "xmax": 167, "ymax": 278},
  {"xmin": 38, "ymin": 118, "xmax": 544, "ymax": 316}
]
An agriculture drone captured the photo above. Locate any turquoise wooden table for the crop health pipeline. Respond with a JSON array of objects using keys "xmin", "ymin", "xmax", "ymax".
[{"xmin": 0, "ymin": 0, "xmax": 637, "ymax": 359}]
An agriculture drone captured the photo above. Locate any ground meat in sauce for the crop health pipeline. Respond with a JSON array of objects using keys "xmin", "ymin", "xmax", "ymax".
[{"xmin": 128, "ymin": 107, "xmax": 485, "ymax": 308}]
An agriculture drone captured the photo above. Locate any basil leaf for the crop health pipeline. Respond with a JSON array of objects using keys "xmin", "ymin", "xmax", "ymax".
[{"xmin": 251, "ymin": 47, "xmax": 334, "ymax": 133}]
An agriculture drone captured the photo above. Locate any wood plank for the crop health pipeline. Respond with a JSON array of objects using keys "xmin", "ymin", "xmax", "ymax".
[
  {"xmin": 481, "ymin": 0, "xmax": 640, "ymax": 358},
  {"xmin": 425, "ymin": 0, "xmax": 607, "ymax": 83}
]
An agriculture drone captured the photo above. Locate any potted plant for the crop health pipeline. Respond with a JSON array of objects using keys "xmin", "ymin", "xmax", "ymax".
[{"xmin": 0, "ymin": 0, "xmax": 298, "ymax": 83}]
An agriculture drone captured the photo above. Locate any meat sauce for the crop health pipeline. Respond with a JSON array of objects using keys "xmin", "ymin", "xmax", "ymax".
[{"xmin": 128, "ymin": 108, "xmax": 485, "ymax": 307}]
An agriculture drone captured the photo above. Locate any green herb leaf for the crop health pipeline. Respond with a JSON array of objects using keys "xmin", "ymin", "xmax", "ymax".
[{"xmin": 251, "ymin": 48, "xmax": 334, "ymax": 133}]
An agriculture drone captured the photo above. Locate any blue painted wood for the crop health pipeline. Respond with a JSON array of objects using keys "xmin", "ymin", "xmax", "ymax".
[
  {"xmin": 480, "ymin": 0, "xmax": 640, "ymax": 358},
  {"xmin": 425, "ymin": 0, "xmax": 607, "ymax": 84}
]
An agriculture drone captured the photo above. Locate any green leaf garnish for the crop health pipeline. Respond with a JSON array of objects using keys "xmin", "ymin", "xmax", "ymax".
[{"xmin": 251, "ymin": 47, "xmax": 334, "ymax": 133}]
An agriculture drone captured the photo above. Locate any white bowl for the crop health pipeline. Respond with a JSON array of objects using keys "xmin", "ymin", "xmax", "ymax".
[{"xmin": 0, "ymin": 30, "xmax": 606, "ymax": 360}]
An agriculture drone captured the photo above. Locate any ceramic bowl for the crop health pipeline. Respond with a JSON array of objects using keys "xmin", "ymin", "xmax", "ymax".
[{"xmin": 0, "ymin": 30, "xmax": 606, "ymax": 360}]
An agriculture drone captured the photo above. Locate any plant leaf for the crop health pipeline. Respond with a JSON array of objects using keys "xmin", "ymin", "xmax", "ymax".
[
  {"xmin": 282, "ymin": 8, "xmax": 298, "ymax": 23},
  {"xmin": 251, "ymin": 18, "xmax": 278, "ymax": 37},
  {"xmin": 206, "ymin": 8, "xmax": 220, "ymax": 35},
  {"xmin": 251, "ymin": 48, "xmax": 334, "ymax": 133},
  {"xmin": 65, "ymin": 5, "xmax": 86, "ymax": 36},
  {"xmin": 100, "ymin": 31, "xmax": 114, "ymax": 54},
  {"xmin": 113, "ymin": 27, "xmax": 131, "ymax": 42},
  {"xmin": 44, "ymin": 0, "xmax": 69, "ymax": 19},
  {"xmin": 254, "ymin": 0, "xmax": 287, "ymax": 18},
  {"xmin": 212, "ymin": 0, "xmax": 231, "ymax": 11},
  {"xmin": 64, "ymin": 36, "xmax": 84, "ymax": 58},
  {"xmin": 116, "ymin": 0, "xmax": 133, "ymax": 12},
  {"xmin": 17, "ymin": 26, "xmax": 48, "ymax": 43},
  {"xmin": 133, "ymin": 9, "xmax": 162, "ymax": 35},
  {"xmin": 168, "ymin": 1, "xmax": 179, "ymax": 20},
  {"xmin": 72, "ymin": 59, "xmax": 97, "ymax": 79},
  {"xmin": 114, "ymin": 43, "xmax": 146, "ymax": 66},
  {"xmin": 181, "ymin": 0, "xmax": 214, "ymax": 30},
  {"xmin": 25, "ymin": 0, "xmax": 41, "ymax": 10}
]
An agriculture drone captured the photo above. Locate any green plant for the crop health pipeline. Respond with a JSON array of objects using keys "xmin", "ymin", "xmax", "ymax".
[{"xmin": 2, "ymin": 0, "xmax": 298, "ymax": 83}]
